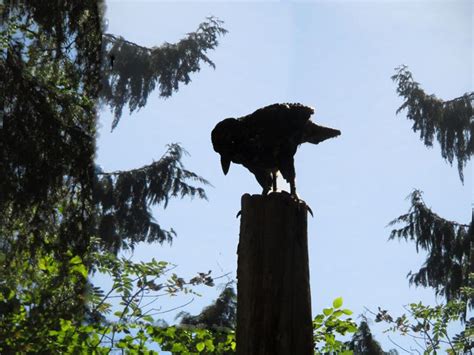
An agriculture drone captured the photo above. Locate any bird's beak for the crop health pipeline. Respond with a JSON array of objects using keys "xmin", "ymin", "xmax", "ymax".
[{"xmin": 220, "ymin": 155, "xmax": 231, "ymax": 175}]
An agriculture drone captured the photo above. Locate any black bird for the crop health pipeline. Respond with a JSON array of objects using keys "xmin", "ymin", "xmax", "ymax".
[{"xmin": 211, "ymin": 103, "xmax": 341, "ymax": 196}]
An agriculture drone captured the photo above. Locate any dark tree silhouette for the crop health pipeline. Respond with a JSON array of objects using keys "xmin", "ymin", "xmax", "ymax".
[
  {"xmin": 0, "ymin": 1, "xmax": 104, "ymax": 348},
  {"xmin": 94, "ymin": 144, "xmax": 209, "ymax": 252},
  {"xmin": 94, "ymin": 16, "xmax": 226, "ymax": 249},
  {"xmin": 392, "ymin": 65, "xmax": 473, "ymax": 183},
  {"xmin": 0, "ymin": 1, "xmax": 226, "ymax": 351},
  {"xmin": 1, "ymin": 0, "xmax": 103, "ymax": 257},
  {"xmin": 389, "ymin": 190, "xmax": 471, "ymax": 306},
  {"xmin": 177, "ymin": 286, "xmax": 237, "ymax": 330},
  {"xmin": 101, "ymin": 17, "xmax": 227, "ymax": 129},
  {"xmin": 347, "ymin": 320, "xmax": 397, "ymax": 355},
  {"xmin": 390, "ymin": 66, "xmax": 473, "ymax": 312},
  {"xmin": 1, "ymin": 2, "xmax": 226, "ymax": 255},
  {"xmin": 211, "ymin": 103, "xmax": 340, "ymax": 195}
]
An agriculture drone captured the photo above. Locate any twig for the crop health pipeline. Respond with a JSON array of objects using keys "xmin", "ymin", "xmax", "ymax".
[
  {"xmin": 103, "ymin": 33, "xmax": 152, "ymax": 53},
  {"xmin": 387, "ymin": 335, "xmax": 412, "ymax": 354},
  {"xmin": 147, "ymin": 298, "xmax": 195, "ymax": 316}
]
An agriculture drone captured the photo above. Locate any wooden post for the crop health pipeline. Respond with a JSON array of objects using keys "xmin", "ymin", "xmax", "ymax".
[{"xmin": 236, "ymin": 192, "xmax": 313, "ymax": 355}]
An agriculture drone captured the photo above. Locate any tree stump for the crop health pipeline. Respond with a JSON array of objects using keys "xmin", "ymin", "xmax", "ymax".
[{"xmin": 236, "ymin": 192, "xmax": 313, "ymax": 355}]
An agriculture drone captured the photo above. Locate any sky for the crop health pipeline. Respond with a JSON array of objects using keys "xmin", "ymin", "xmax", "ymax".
[{"xmin": 96, "ymin": 1, "xmax": 472, "ymax": 352}]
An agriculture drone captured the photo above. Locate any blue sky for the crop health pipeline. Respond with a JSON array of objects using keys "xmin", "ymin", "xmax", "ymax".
[{"xmin": 97, "ymin": 1, "xmax": 472, "ymax": 351}]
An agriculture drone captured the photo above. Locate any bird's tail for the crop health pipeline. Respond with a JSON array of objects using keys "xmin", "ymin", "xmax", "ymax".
[{"xmin": 303, "ymin": 121, "xmax": 341, "ymax": 145}]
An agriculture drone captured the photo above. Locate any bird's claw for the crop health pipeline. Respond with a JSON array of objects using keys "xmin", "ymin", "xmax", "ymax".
[{"xmin": 289, "ymin": 193, "xmax": 314, "ymax": 217}]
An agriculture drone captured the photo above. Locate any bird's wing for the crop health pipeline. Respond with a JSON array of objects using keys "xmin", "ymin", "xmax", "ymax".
[
  {"xmin": 241, "ymin": 103, "xmax": 314, "ymax": 142},
  {"xmin": 245, "ymin": 103, "xmax": 314, "ymax": 124}
]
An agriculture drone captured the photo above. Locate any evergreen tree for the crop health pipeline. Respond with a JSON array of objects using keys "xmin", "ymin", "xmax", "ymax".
[
  {"xmin": 347, "ymin": 320, "xmax": 397, "ymax": 355},
  {"xmin": 391, "ymin": 65, "xmax": 473, "ymax": 182},
  {"xmin": 177, "ymin": 286, "xmax": 237, "ymax": 330},
  {"xmin": 0, "ymin": 1, "xmax": 226, "ymax": 351},
  {"xmin": 1, "ymin": 4, "xmax": 104, "ymax": 342},
  {"xmin": 390, "ymin": 66, "xmax": 473, "ymax": 308},
  {"xmin": 101, "ymin": 17, "xmax": 227, "ymax": 129},
  {"xmin": 389, "ymin": 190, "xmax": 471, "ymax": 305},
  {"xmin": 93, "ymin": 16, "xmax": 226, "ymax": 251},
  {"xmin": 1, "ymin": 0, "xmax": 103, "ymax": 258},
  {"xmin": 94, "ymin": 144, "xmax": 210, "ymax": 253}
]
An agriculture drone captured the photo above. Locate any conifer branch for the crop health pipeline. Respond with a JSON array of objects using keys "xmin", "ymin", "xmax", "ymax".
[
  {"xmin": 94, "ymin": 144, "xmax": 210, "ymax": 249},
  {"xmin": 103, "ymin": 33, "xmax": 152, "ymax": 53},
  {"xmin": 392, "ymin": 65, "xmax": 473, "ymax": 183},
  {"xmin": 101, "ymin": 16, "xmax": 227, "ymax": 129},
  {"xmin": 388, "ymin": 190, "xmax": 472, "ymax": 304}
]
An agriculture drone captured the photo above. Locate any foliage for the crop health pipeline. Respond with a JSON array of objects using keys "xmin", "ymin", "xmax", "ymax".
[
  {"xmin": 94, "ymin": 144, "xmax": 210, "ymax": 252},
  {"xmin": 392, "ymin": 65, "xmax": 473, "ymax": 182},
  {"xmin": 347, "ymin": 319, "xmax": 396, "ymax": 355},
  {"xmin": 1, "ymin": 2, "xmax": 224, "ymax": 255},
  {"xmin": 85, "ymin": 248, "xmax": 222, "ymax": 353},
  {"xmin": 177, "ymin": 285, "xmax": 237, "ymax": 330},
  {"xmin": 313, "ymin": 297, "xmax": 358, "ymax": 354},
  {"xmin": 388, "ymin": 66, "xmax": 473, "ymax": 354},
  {"xmin": 1, "ymin": 262, "xmax": 360, "ymax": 354},
  {"xmin": 1, "ymin": 1, "xmax": 101, "ymax": 259},
  {"xmin": 148, "ymin": 326, "xmax": 236, "ymax": 354},
  {"xmin": 0, "ymin": 1, "xmax": 226, "ymax": 353},
  {"xmin": 375, "ymin": 287, "xmax": 473, "ymax": 354},
  {"xmin": 0, "ymin": 236, "xmax": 231, "ymax": 353},
  {"xmin": 1, "ymin": 4, "xmax": 103, "ymax": 348},
  {"xmin": 0, "ymin": 235, "xmax": 89, "ymax": 353},
  {"xmin": 388, "ymin": 190, "xmax": 471, "ymax": 306},
  {"xmin": 101, "ymin": 17, "xmax": 227, "ymax": 129}
]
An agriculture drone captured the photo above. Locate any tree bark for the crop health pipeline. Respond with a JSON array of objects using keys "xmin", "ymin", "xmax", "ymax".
[{"xmin": 236, "ymin": 192, "xmax": 313, "ymax": 355}]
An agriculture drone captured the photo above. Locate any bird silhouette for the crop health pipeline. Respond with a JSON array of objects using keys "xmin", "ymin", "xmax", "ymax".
[{"xmin": 211, "ymin": 103, "xmax": 341, "ymax": 196}]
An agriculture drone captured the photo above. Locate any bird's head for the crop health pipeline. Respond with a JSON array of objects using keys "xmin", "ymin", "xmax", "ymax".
[{"xmin": 211, "ymin": 118, "xmax": 242, "ymax": 175}]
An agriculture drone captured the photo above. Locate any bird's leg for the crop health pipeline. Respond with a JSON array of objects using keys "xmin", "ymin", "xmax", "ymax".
[
  {"xmin": 272, "ymin": 171, "xmax": 277, "ymax": 192},
  {"xmin": 290, "ymin": 178, "xmax": 296, "ymax": 196},
  {"xmin": 250, "ymin": 167, "xmax": 272, "ymax": 195},
  {"xmin": 280, "ymin": 158, "xmax": 297, "ymax": 196},
  {"xmin": 289, "ymin": 178, "xmax": 313, "ymax": 217}
]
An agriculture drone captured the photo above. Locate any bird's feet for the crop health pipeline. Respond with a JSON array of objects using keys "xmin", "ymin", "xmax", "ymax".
[
  {"xmin": 302, "ymin": 201, "xmax": 314, "ymax": 217},
  {"xmin": 290, "ymin": 193, "xmax": 313, "ymax": 217},
  {"xmin": 279, "ymin": 190, "xmax": 314, "ymax": 217},
  {"xmin": 238, "ymin": 191, "xmax": 313, "ymax": 217}
]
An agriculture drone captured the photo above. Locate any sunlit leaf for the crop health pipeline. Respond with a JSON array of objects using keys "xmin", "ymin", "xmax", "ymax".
[{"xmin": 333, "ymin": 297, "xmax": 343, "ymax": 309}]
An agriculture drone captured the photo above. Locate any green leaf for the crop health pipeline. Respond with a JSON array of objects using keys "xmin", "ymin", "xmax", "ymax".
[
  {"xmin": 71, "ymin": 264, "xmax": 88, "ymax": 278},
  {"xmin": 165, "ymin": 327, "xmax": 176, "ymax": 338},
  {"xmin": 205, "ymin": 339, "xmax": 215, "ymax": 351},
  {"xmin": 171, "ymin": 343, "xmax": 184, "ymax": 352},
  {"xmin": 323, "ymin": 308, "xmax": 333, "ymax": 316},
  {"xmin": 314, "ymin": 314, "xmax": 325, "ymax": 323},
  {"xmin": 196, "ymin": 342, "xmax": 205, "ymax": 352},
  {"xmin": 69, "ymin": 255, "xmax": 82, "ymax": 265},
  {"xmin": 342, "ymin": 309, "xmax": 353, "ymax": 315},
  {"xmin": 333, "ymin": 297, "xmax": 343, "ymax": 309},
  {"xmin": 142, "ymin": 315, "xmax": 154, "ymax": 323},
  {"xmin": 38, "ymin": 258, "xmax": 47, "ymax": 271},
  {"xmin": 69, "ymin": 255, "xmax": 88, "ymax": 278},
  {"xmin": 347, "ymin": 324, "xmax": 358, "ymax": 333}
]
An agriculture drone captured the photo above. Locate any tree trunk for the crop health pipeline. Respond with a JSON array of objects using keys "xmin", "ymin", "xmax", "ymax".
[{"xmin": 236, "ymin": 192, "xmax": 313, "ymax": 355}]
